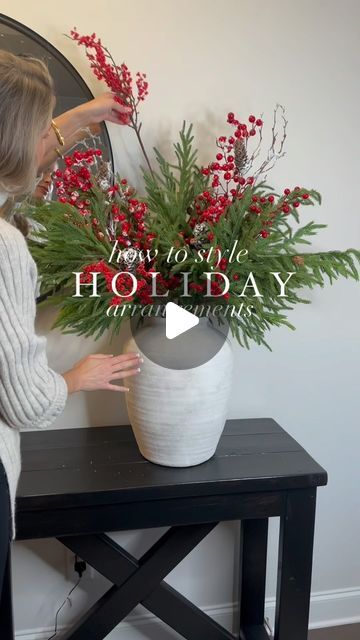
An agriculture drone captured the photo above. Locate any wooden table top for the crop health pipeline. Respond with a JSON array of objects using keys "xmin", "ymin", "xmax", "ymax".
[{"xmin": 17, "ymin": 418, "xmax": 328, "ymax": 512}]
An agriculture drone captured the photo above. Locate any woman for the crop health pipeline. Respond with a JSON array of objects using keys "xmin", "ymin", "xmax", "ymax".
[{"xmin": 0, "ymin": 51, "xmax": 141, "ymax": 595}]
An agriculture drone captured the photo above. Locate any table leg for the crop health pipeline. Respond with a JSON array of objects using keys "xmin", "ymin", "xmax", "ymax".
[
  {"xmin": 274, "ymin": 488, "xmax": 317, "ymax": 640},
  {"xmin": 60, "ymin": 531, "xmax": 235, "ymax": 640},
  {"xmin": 239, "ymin": 518, "xmax": 269, "ymax": 640},
  {"xmin": 0, "ymin": 542, "xmax": 14, "ymax": 640},
  {"xmin": 58, "ymin": 523, "xmax": 222, "ymax": 640}
]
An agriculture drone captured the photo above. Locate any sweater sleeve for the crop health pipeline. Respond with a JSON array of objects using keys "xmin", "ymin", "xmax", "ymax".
[{"xmin": 0, "ymin": 220, "xmax": 68, "ymax": 431}]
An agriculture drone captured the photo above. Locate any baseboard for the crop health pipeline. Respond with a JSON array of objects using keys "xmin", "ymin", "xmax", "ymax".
[
  {"xmin": 302, "ymin": 587, "xmax": 360, "ymax": 630},
  {"xmin": 15, "ymin": 587, "xmax": 360, "ymax": 639},
  {"xmin": 264, "ymin": 587, "xmax": 360, "ymax": 633}
]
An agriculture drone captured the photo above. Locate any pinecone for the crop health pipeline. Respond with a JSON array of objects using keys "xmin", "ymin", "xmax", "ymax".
[
  {"xmin": 292, "ymin": 255, "xmax": 305, "ymax": 267},
  {"xmin": 193, "ymin": 222, "xmax": 208, "ymax": 237},
  {"xmin": 119, "ymin": 247, "xmax": 142, "ymax": 271},
  {"xmin": 234, "ymin": 138, "xmax": 248, "ymax": 174},
  {"xmin": 96, "ymin": 161, "xmax": 112, "ymax": 191}
]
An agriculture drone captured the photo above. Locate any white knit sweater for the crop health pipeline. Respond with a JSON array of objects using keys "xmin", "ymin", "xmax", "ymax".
[{"xmin": 0, "ymin": 200, "xmax": 68, "ymax": 541}]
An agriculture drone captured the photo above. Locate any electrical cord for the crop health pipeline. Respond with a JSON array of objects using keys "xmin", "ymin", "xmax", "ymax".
[{"xmin": 47, "ymin": 555, "xmax": 86, "ymax": 639}]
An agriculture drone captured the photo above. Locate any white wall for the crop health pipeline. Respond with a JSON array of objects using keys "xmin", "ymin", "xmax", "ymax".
[{"xmin": 1, "ymin": 0, "xmax": 359, "ymax": 637}]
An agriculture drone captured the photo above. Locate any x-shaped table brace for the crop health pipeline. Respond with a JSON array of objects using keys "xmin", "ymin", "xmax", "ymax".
[{"xmin": 56, "ymin": 523, "xmax": 243, "ymax": 640}]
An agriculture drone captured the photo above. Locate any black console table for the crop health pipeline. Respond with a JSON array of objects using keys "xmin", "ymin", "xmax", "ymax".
[{"xmin": 3, "ymin": 418, "xmax": 327, "ymax": 640}]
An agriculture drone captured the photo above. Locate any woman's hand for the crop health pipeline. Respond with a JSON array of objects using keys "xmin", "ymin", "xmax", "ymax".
[
  {"xmin": 38, "ymin": 93, "xmax": 132, "ymax": 172},
  {"xmin": 62, "ymin": 352, "xmax": 142, "ymax": 394},
  {"xmin": 76, "ymin": 92, "xmax": 132, "ymax": 126}
]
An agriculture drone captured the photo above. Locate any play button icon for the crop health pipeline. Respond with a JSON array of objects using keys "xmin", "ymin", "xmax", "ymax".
[
  {"xmin": 129, "ymin": 303, "xmax": 230, "ymax": 370},
  {"xmin": 165, "ymin": 302, "xmax": 199, "ymax": 339}
]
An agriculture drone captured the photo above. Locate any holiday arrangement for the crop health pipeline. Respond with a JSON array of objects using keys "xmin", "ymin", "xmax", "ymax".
[{"xmin": 24, "ymin": 28, "xmax": 360, "ymax": 350}]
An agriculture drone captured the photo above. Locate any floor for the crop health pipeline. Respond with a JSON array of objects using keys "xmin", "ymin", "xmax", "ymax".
[{"xmin": 309, "ymin": 624, "xmax": 360, "ymax": 639}]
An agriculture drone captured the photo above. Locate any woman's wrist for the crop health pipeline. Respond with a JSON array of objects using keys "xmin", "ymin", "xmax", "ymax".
[
  {"xmin": 39, "ymin": 105, "xmax": 94, "ymax": 171},
  {"xmin": 62, "ymin": 370, "xmax": 80, "ymax": 395},
  {"xmin": 51, "ymin": 104, "xmax": 91, "ymax": 144},
  {"xmin": 71, "ymin": 103, "xmax": 92, "ymax": 131}
]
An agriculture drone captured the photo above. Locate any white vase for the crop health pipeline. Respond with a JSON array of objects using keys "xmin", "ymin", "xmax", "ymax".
[{"xmin": 124, "ymin": 317, "xmax": 234, "ymax": 467}]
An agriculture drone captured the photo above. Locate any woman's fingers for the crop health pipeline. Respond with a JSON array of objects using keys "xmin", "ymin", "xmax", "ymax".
[
  {"xmin": 106, "ymin": 384, "xmax": 130, "ymax": 392},
  {"xmin": 112, "ymin": 104, "xmax": 132, "ymax": 116},
  {"xmin": 106, "ymin": 113, "xmax": 128, "ymax": 125},
  {"xmin": 85, "ymin": 93, "xmax": 132, "ymax": 126},
  {"xmin": 111, "ymin": 95, "xmax": 132, "ymax": 113},
  {"xmin": 105, "ymin": 366, "xmax": 141, "ymax": 392},
  {"xmin": 89, "ymin": 352, "xmax": 140, "ymax": 362},
  {"xmin": 110, "ymin": 368, "xmax": 141, "ymax": 381},
  {"xmin": 110, "ymin": 353, "xmax": 141, "ymax": 365},
  {"xmin": 90, "ymin": 353, "xmax": 114, "ymax": 359},
  {"xmin": 107, "ymin": 113, "xmax": 131, "ymax": 125},
  {"xmin": 110, "ymin": 95, "xmax": 132, "ymax": 124},
  {"xmin": 111, "ymin": 358, "xmax": 143, "ymax": 372}
]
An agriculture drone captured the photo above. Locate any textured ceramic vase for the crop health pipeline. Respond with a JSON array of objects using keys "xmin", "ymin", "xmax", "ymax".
[{"xmin": 124, "ymin": 317, "xmax": 234, "ymax": 467}]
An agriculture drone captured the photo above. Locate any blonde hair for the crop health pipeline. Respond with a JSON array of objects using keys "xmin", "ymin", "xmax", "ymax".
[{"xmin": 0, "ymin": 51, "xmax": 55, "ymax": 203}]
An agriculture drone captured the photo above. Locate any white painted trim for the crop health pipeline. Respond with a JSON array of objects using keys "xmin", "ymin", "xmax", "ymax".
[
  {"xmin": 264, "ymin": 588, "xmax": 360, "ymax": 634},
  {"xmin": 15, "ymin": 588, "xmax": 360, "ymax": 639}
]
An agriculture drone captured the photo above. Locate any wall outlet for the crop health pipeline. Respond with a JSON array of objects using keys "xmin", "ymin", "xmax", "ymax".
[
  {"xmin": 74, "ymin": 557, "xmax": 86, "ymax": 577},
  {"xmin": 64, "ymin": 550, "xmax": 97, "ymax": 583},
  {"xmin": 74, "ymin": 554, "xmax": 97, "ymax": 580}
]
